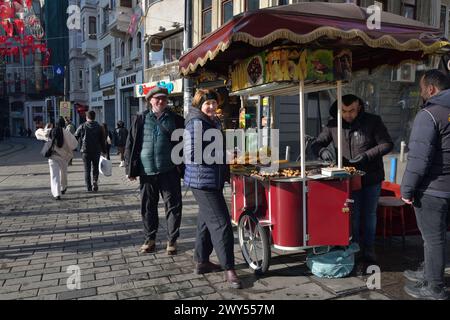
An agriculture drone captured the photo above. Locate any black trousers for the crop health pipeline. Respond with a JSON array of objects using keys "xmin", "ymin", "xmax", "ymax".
[
  {"xmin": 414, "ymin": 193, "xmax": 450, "ymax": 288},
  {"xmin": 82, "ymin": 152, "xmax": 100, "ymax": 189},
  {"xmin": 191, "ymin": 188, "xmax": 235, "ymax": 270},
  {"xmin": 140, "ymin": 168, "xmax": 182, "ymax": 243}
]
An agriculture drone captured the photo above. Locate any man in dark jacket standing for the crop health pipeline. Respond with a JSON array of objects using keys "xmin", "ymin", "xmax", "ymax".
[
  {"xmin": 125, "ymin": 86, "xmax": 184, "ymax": 255},
  {"xmin": 75, "ymin": 110, "xmax": 106, "ymax": 192},
  {"xmin": 401, "ymin": 70, "xmax": 450, "ymax": 300},
  {"xmin": 311, "ymin": 94, "xmax": 393, "ymax": 262}
]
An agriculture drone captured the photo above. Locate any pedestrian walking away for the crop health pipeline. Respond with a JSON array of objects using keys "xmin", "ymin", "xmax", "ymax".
[
  {"xmin": 115, "ymin": 120, "xmax": 128, "ymax": 167},
  {"xmin": 35, "ymin": 117, "xmax": 78, "ymax": 200},
  {"xmin": 75, "ymin": 110, "xmax": 107, "ymax": 192},
  {"xmin": 401, "ymin": 69, "xmax": 450, "ymax": 301},
  {"xmin": 184, "ymin": 88, "xmax": 242, "ymax": 289},
  {"xmin": 311, "ymin": 94, "xmax": 393, "ymax": 263},
  {"xmin": 65, "ymin": 118, "xmax": 76, "ymax": 166},
  {"xmin": 102, "ymin": 123, "xmax": 113, "ymax": 160},
  {"xmin": 125, "ymin": 86, "xmax": 184, "ymax": 256}
]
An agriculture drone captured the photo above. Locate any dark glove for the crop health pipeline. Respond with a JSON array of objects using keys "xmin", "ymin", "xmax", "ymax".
[
  {"xmin": 349, "ymin": 153, "xmax": 368, "ymax": 165},
  {"xmin": 319, "ymin": 148, "xmax": 334, "ymax": 162}
]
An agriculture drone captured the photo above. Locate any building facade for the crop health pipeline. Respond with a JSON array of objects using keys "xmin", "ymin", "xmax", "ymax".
[{"xmin": 190, "ymin": 0, "xmax": 450, "ymax": 159}]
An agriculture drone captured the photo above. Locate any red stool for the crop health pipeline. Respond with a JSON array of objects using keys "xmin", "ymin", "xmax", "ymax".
[{"xmin": 378, "ymin": 196, "xmax": 407, "ymax": 247}]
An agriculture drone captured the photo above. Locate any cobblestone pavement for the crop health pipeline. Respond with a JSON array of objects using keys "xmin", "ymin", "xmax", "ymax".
[{"xmin": 0, "ymin": 138, "xmax": 448, "ymax": 300}]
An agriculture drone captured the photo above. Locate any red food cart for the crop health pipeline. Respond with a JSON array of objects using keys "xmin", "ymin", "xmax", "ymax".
[{"xmin": 179, "ymin": 2, "xmax": 450, "ymax": 274}]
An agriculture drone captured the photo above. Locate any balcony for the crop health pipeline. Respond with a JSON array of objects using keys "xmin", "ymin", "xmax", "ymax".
[
  {"xmin": 81, "ymin": 39, "xmax": 97, "ymax": 58},
  {"xmin": 115, "ymin": 56, "xmax": 122, "ymax": 68},
  {"xmin": 130, "ymin": 48, "xmax": 141, "ymax": 61},
  {"xmin": 99, "ymin": 70, "xmax": 114, "ymax": 88},
  {"xmin": 144, "ymin": 61, "xmax": 179, "ymax": 82},
  {"xmin": 108, "ymin": 7, "xmax": 132, "ymax": 38},
  {"xmin": 80, "ymin": 0, "xmax": 97, "ymax": 9},
  {"xmin": 122, "ymin": 55, "xmax": 132, "ymax": 70}
]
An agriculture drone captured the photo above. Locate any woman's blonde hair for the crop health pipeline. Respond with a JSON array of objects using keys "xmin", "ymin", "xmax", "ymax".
[{"xmin": 192, "ymin": 89, "xmax": 219, "ymax": 109}]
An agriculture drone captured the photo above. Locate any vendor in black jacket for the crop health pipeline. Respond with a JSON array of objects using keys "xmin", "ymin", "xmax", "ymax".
[
  {"xmin": 124, "ymin": 86, "xmax": 184, "ymax": 256},
  {"xmin": 311, "ymin": 94, "xmax": 393, "ymax": 262},
  {"xmin": 401, "ymin": 70, "xmax": 450, "ymax": 300}
]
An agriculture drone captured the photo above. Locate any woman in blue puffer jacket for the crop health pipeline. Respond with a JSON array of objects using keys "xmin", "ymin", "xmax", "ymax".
[{"xmin": 184, "ymin": 89, "xmax": 241, "ymax": 289}]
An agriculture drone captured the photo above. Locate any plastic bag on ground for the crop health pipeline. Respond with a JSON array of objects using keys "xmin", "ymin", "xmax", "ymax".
[{"xmin": 99, "ymin": 155, "xmax": 112, "ymax": 177}]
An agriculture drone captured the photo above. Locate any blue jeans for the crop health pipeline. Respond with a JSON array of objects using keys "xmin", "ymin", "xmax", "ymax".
[{"xmin": 351, "ymin": 183, "xmax": 381, "ymax": 248}]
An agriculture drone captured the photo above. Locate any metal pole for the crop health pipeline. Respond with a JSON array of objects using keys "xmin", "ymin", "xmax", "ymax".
[
  {"xmin": 337, "ymin": 80, "xmax": 343, "ymax": 169},
  {"xmin": 299, "ymin": 81, "xmax": 305, "ymax": 178},
  {"xmin": 183, "ymin": 0, "xmax": 193, "ymax": 118},
  {"xmin": 64, "ymin": 65, "xmax": 67, "ymax": 102}
]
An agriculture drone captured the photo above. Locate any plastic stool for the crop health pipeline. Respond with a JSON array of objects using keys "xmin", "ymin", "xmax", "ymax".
[{"xmin": 378, "ymin": 196, "xmax": 407, "ymax": 247}]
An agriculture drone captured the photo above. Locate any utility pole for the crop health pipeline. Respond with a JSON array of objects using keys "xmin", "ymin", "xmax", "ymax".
[{"xmin": 183, "ymin": 0, "xmax": 193, "ymax": 118}]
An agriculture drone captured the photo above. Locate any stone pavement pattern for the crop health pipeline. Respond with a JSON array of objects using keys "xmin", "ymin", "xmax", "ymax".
[{"xmin": 0, "ymin": 138, "xmax": 449, "ymax": 300}]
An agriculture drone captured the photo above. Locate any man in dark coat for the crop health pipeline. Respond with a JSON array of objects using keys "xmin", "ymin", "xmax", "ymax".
[
  {"xmin": 74, "ymin": 110, "xmax": 106, "ymax": 192},
  {"xmin": 124, "ymin": 86, "xmax": 184, "ymax": 255},
  {"xmin": 401, "ymin": 69, "xmax": 450, "ymax": 300},
  {"xmin": 311, "ymin": 94, "xmax": 393, "ymax": 262}
]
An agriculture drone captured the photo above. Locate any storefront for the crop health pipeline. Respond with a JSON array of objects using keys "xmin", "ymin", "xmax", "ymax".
[
  {"xmin": 134, "ymin": 78, "xmax": 183, "ymax": 115},
  {"xmin": 119, "ymin": 72, "xmax": 142, "ymax": 129}
]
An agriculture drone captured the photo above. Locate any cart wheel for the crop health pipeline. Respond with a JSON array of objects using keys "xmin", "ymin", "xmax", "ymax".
[{"xmin": 238, "ymin": 213, "xmax": 270, "ymax": 274}]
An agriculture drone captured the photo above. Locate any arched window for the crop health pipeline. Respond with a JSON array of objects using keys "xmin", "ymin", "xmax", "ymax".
[
  {"xmin": 137, "ymin": 32, "xmax": 142, "ymax": 49},
  {"xmin": 128, "ymin": 38, "xmax": 133, "ymax": 53}
]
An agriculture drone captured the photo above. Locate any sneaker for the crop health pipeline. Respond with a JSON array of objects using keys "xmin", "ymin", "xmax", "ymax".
[
  {"xmin": 139, "ymin": 239, "xmax": 156, "ymax": 254},
  {"xmin": 54, "ymin": 196, "xmax": 61, "ymax": 200},
  {"xmin": 93, "ymin": 182, "xmax": 98, "ymax": 192},
  {"xmin": 119, "ymin": 161, "xmax": 125, "ymax": 167},
  {"xmin": 404, "ymin": 269, "xmax": 425, "ymax": 283},
  {"xmin": 166, "ymin": 241, "xmax": 177, "ymax": 255},
  {"xmin": 61, "ymin": 188, "xmax": 67, "ymax": 195},
  {"xmin": 194, "ymin": 261, "xmax": 222, "ymax": 275},
  {"xmin": 404, "ymin": 281, "xmax": 448, "ymax": 300}
]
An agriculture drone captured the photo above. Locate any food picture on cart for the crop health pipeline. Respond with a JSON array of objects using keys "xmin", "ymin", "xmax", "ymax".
[
  {"xmin": 183, "ymin": 89, "xmax": 242, "ymax": 289},
  {"xmin": 311, "ymin": 94, "xmax": 394, "ymax": 263}
]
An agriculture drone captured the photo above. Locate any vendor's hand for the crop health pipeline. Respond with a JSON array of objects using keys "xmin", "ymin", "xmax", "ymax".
[
  {"xmin": 402, "ymin": 197, "xmax": 413, "ymax": 205},
  {"xmin": 127, "ymin": 175, "xmax": 137, "ymax": 181},
  {"xmin": 319, "ymin": 148, "xmax": 334, "ymax": 162},
  {"xmin": 349, "ymin": 153, "xmax": 368, "ymax": 165}
]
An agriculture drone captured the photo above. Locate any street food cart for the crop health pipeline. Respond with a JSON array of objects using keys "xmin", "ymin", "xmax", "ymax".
[{"xmin": 179, "ymin": 2, "xmax": 450, "ymax": 274}]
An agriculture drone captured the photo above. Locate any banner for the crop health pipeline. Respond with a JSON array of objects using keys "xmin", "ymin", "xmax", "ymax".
[{"xmin": 60, "ymin": 101, "xmax": 71, "ymax": 118}]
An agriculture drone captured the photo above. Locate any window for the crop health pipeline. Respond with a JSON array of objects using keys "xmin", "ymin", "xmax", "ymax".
[
  {"xmin": 222, "ymin": 0, "xmax": 233, "ymax": 24},
  {"xmin": 440, "ymin": 5, "xmax": 448, "ymax": 35},
  {"xmin": 202, "ymin": 0, "xmax": 212, "ymax": 37},
  {"xmin": 82, "ymin": 17, "xmax": 85, "ymax": 41},
  {"xmin": 102, "ymin": 6, "xmax": 109, "ymax": 34},
  {"xmin": 401, "ymin": 0, "xmax": 416, "ymax": 20},
  {"xmin": 104, "ymin": 45, "xmax": 112, "ymax": 72},
  {"xmin": 137, "ymin": 32, "xmax": 142, "ymax": 49},
  {"xmin": 374, "ymin": 0, "xmax": 388, "ymax": 11},
  {"xmin": 122, "ymin": 0, "xmax": 132, "ymax": 8},
  {"xmin": 79, "ymin": 69, "xmax": 84, "ymax": 90},
  {"xmin": 245, "ymin": 0, "xmax": 259, "ymax": 11},
  {"xmin": 121, "ymin": 41, "xmax": 125, "ymax": 57},
  {"xmin": 92, "ymin": 65, "xmax": 101, "ymax": 91},
  {"xmin": 88, "ymin": 16, "xmax": 97, "ymax": 40},
  {"xmin": 278, "ymin": 0, "xmax": 288, "ymax": 5},
  {"xmin": 162, "ymin": 31, "xmax": 183, "ymax": 63},
  {"xmin": 128, "ymin": 37, "xmax": 133, "ymax": 53}
]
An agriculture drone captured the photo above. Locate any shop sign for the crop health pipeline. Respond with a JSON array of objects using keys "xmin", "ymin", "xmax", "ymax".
[
  {"xmin": 60, "ymin": 101, "xmax": 71, "ymax": 118},
  {"xmin": 230, "ymin": 47, "xmax": 352, "ymax": 92},
  {"xmin": 135, "ymin": 79, "xmax": 182, "ymax": 98},
  {"xmin": 120, "ymin": 74, "xmax": 137, "ymax": 88}
]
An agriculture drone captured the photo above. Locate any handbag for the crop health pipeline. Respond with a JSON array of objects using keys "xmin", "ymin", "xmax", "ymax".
[{"xmin": 40, "ymin": 138, "xmax": 55, "ymax": 158}]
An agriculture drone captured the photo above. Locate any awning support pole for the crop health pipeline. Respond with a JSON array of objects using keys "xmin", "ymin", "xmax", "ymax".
[
  {"xmin": 299, "ymin": 81, "xmax": 305, "ymax": 178},
  {"xmin": 337, "ymin": 80, "xmax": 343, "ymax": 169}
]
